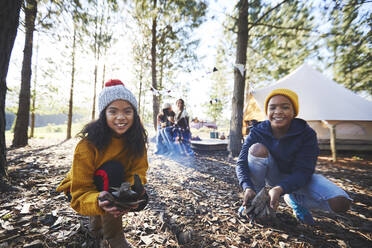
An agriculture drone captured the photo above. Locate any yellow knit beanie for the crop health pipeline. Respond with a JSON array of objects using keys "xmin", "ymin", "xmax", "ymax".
[{"xmin": 264, "ymin": 88, "xmax": 299, "ymax": 116}]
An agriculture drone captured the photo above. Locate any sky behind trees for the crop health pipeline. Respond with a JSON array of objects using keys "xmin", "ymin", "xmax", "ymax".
[
  {"xmin": 5, "ymin": 0, "xmax": 372, "ymax": 122},
  {"xmin": 6, "ymin": 0, "xmax": 234, "ymax": 120}
]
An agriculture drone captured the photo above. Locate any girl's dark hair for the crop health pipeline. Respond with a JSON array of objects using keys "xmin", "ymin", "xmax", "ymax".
[
  {"xmin": 78, "ymin": 107, "xmax": 148, "ymax": 158},
  {"xmin": 176, "ymin": 98, "xmax": 185, "ymax": 120},
  {"xmin": 176, "ymin": 98, "xmax": 184, "ymax": 109}
]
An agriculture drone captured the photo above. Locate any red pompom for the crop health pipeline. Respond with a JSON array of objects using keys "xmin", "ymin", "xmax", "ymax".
[{"xmin": 105, "ymin": 79, "xmax": 125, "ymax": 87}]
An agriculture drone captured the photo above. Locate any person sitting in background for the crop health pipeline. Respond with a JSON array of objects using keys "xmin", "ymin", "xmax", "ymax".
[
  {"xmin": 173, "ymin": 98, "xmax": 194, "ymax": 156},
  {"xmin": 236, "ymin": 88, "xmax": 351, "ymax": 225},
  {"xmin": 175, "ymin": 99, "xmax": 189, "ymax": 130},
  {"xmin": 155, "ymin": 103, "xmax": 175, "ymax": 155}
]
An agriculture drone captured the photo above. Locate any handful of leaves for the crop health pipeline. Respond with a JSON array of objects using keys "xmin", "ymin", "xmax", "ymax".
[
  {"xmin": 98, "ymin": 174, "xmax": 146, "ymax": 211},
  {"xmin": 239, "ymin": 186, "xmax": 275, "ymax": 222}
]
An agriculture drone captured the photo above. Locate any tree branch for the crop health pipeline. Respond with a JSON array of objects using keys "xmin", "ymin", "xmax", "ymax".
[
  {"xmin": 251, "ymin": 0, "xmax": 291, "ymax": 29},
  {"xmin": 248, "ymin": 22, "xmax": 312, "ymax": 32}
]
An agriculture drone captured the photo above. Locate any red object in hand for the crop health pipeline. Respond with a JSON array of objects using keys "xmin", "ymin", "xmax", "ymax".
[{"xmin": 105, "ymin": 79, "xmax": 124, "ymax": 87}]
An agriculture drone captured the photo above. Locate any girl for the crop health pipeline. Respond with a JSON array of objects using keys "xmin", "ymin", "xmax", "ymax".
[
  {"xmin": 236, "ymin": 88, "xmax": 351, "ymax": 225},
  {"xmin": 175, "ymin": 99, "xmax": 189, "ymax": 130},
  {"xmin": 173, "ymin": 98, "xmax": 194, "ymax": 156},
  {"xmin": 57, "ymin": 79, "xmax": 148, "ymax": 247}
]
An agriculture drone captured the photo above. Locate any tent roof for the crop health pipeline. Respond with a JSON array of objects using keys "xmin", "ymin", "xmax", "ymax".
[{"xmin": 251, "ymin": 64, "xmax": 372, "ymax": 121}]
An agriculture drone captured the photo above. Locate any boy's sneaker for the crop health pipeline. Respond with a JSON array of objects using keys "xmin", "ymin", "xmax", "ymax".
[{"xmin": 284, "ymin": 194, "xmax": 315, "ymax": 225}]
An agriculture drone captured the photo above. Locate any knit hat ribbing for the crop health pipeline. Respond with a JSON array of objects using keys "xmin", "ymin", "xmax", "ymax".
[
  {"xmin": 264, "ymin": 88, "xmax": 299, "ymax": 116},
  {"xmin": 98, "ymin": 79, "xmax": 138, "ymax": 113}
]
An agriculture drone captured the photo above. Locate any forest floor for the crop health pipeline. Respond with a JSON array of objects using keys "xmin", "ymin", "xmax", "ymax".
[{"xmin": 1, "ymin": 138, "xmax": 371, "ymax": 248}]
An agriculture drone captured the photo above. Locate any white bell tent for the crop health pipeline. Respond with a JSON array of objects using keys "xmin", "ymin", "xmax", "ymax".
[{"xmin": 244, "ymin": 64, "xmax": 372, "ymax": 151}]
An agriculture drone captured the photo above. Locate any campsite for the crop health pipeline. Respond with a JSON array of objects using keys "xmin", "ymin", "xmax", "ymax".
[
  {"xmin": 1, "ymin": 0, "xmax": 372, "ymax": 248},
  {"xmin": 243, "ymin": 64, "xmax": 372, "ymax": 152}
]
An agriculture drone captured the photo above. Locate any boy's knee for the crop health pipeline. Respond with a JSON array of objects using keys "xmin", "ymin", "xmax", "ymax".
[
  {"xmin": 249, "ymin": 143, "xmax": 268, "ymax": 158},
  {"xmin": 328, "ymin": 196, "xmax": 351, "ymax": 213}
]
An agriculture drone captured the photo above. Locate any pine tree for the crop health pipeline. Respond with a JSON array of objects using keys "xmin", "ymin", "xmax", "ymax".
[
  {"xmin": 326, "ymin": 0, "xmax": 371, "ymax": 95},
  {"xmin": 12, "ymin": 0, "xmax": 38, "ymax": 148},
  {"xmin": 0, "ymin": 0, "xmax": 22, "ymax": 187},
  {"xmin": 228, "ymin": 0, "xmax": 314, "ymax": 156},
  {"xmin": 133, "ymin": 0, "xmax": 207, "ymax": 129}
]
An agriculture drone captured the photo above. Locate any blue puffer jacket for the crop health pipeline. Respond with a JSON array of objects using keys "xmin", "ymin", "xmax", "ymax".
[{"xmin": 236, "ymin": 118, "xmax": 319, "ymax": 194}]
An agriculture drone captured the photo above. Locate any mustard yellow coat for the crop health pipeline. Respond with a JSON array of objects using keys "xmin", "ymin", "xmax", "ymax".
[{"xmin": 56, "ymin": 137, "xmax": 148, "ymax": 216}]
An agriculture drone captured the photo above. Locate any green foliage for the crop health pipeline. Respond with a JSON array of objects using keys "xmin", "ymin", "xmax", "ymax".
[
  {"xmin": 46, "ymin": 123, "xmax": 63, "ymax": 133},
  {"xmin": 129, "ymin": 11, "xmax": 153, "ymax": 118},
  {"xmin": 220, "ymin": 1, "xmax": 316, "ymax": 90},
  {"xmin": 246, "ymin": 1, "xmax": 315, "ymax": 84},
  {"xmin": 133, "ymin": 0, "xmax": 207, "ymax": 73},
  {"xmin": 152, "ymin": 0, "xmax": 207, "ymax": 95},
  {"xmin": 131, "ymin": 0, "xmax": 207, "ymax": 123},
  {"xmin": 325, "ymin": 0, "xmax": 371, "ymax": 95},
  {"xmin": 84, "ymin": 0, "xmax": 118, "ymax": 56}
]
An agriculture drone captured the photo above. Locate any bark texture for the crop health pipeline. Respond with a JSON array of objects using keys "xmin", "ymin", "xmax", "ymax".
[
  {"xmin": 12, "ymin": 0, "xmax": 37, "ymax": 147},
  {"xmin": 228, "ymin": 0, "xmax": 249, "ymax": 157},
  {"xmin": 67, "ymin": 20, "xmax": 77, "ymax": 140},
  {"xmin": 151, "ymin": 0, "xmax": 159, "ymax": 130},
  {"xmin": 0, "ymin": 0, "xmax": 22, "ymax": 181}
]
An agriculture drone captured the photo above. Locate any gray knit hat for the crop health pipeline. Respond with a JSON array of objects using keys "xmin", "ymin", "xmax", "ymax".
[{"xmin": 98, "ymin": 79, "xmax": 138, "ymax": 113}]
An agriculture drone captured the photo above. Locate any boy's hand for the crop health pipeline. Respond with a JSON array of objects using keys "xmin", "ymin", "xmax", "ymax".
[
  {"xmin": 243, "ymin": 188, "xmax": 256, "ymax": 206},
  {"xmin": 268, "ymin": 186, "xmax": 283, "ymax": 211},
  {"xmin": 239, "ymin": 187, "xmax": 275, "ymax": 221}
]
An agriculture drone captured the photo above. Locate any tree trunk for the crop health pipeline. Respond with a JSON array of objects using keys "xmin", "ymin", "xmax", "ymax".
[
  {"xmin": 12, "ymin": 0, "xmax": 37, "ymax": 148},
  {"xmin": 67, "ymin": 20, "xmax": 77, "ymax": 140},
  {"xmin": 30, "ymin": 32, "xmax": 39, "ymax": 138},
  {"xmin": 91, "ymin": 6, "xmax": 99, "ymax": 120},
  {"xmin": 151, "ymin": 0, "xmax": 159, "ymax": 130},
  {"xmin": 101, "ymin": 63, "xmax": 106, "ymax": 89},
  {"xmin": 228, "ymin": 0, "xmax": 248, "ymax": 157},
  {"xmin": 138, "ymin": 66, "xmax": 143, "ymax": 116},
  {"xmin": 101, "ymin": 46, "xmax": 107, "ymax": 89},
  {"xmin": 159, "ymin": 54, "xmax": 164, "ymax": 106},
  {"xmin": 0, "ymin": 0, "xmax": 22, "ymax": 184},
  {"xmin": 92, "ymin": 64, "xmax": 98, "ymax": 120}
]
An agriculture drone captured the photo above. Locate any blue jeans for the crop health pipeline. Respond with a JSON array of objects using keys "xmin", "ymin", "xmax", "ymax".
[
  {"xmin": 247, "ymin": 151, "xmax": 352, "ymax": 212},
  {"xmin": 156, "ymin": 126, "xmax": 174, "ymax": 153},
  {"xmin": 172, "ymin": 128, "xmax": 194, "ymax": 156},
  {"xmin": 156, "ymin": 128, "xmax": 167, "ymax": 153}
]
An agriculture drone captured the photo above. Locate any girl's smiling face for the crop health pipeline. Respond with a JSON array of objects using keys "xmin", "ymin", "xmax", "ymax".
[
  {"xmin": 267, "ymin": 95, "xmax": 295, "ymax": 135},
  {"xmin": 105, "ymin": 100, "xmax": 134, "ymax": 136}
]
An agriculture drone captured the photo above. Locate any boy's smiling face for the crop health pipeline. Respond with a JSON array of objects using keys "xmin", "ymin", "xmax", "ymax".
[{"xmin": 267, "ymin": 95, "xmax": 295, "ymax": 133}]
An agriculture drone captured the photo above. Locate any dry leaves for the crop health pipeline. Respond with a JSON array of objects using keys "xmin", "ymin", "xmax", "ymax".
[{"xmin": 1, "ymin": 138, "xmax": 371, "ymax": 247}]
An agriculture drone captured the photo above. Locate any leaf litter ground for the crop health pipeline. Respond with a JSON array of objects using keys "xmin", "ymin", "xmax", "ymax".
[{"xmin": 1, "ymin": 138, "xmax": 371, "ymax": 247}]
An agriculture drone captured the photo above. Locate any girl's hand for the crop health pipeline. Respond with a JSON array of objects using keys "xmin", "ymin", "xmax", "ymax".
[
  {"xmin": 98, "ymin": 191, "xmax": 129, "ymax": 218},
  {"xmin": 243, "ymin": 188, "xmax": 256, "ymax": 206},
  {"xmin": 268, "ymin": 186, "xmax": 284, "ymax": 211}
]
